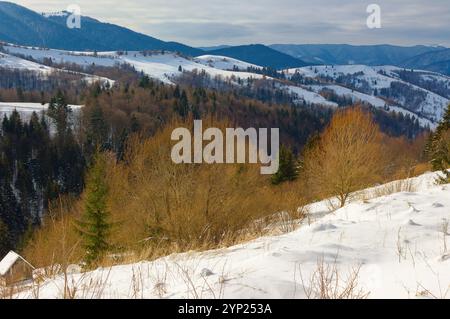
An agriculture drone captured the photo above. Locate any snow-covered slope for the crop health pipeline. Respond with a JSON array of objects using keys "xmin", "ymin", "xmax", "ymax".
[
  {"xmin": 194, "ymin": 55, "xmax": 260, "ymax": 71},
  {"xmin": 3, "ymin": 44, "xmax": 265, "ymax": 85},
  {"xmin": 288, "ymin": 65, "xmax": 450, "ymax": 124},
  {"xmin": 283, "ymin": 84, "xmax": 338, "ymax": 108},
  {"xmin": 3, "ymin": 44, "xmax": 449, "ymax": 123},
  {"xmin": 307, "ymin": 84, "xmax": 435, "ymax": 128},
  {"xmin": 0, "ymin": 50, "xmax": 113, "ymax": 86},
  {"xmin": 0, "ymin": 52, "xmax": 52, "ymax": 73},
  {"xmin": 15, "ymin": 172, "xmax": 450, "ymax": 299}
]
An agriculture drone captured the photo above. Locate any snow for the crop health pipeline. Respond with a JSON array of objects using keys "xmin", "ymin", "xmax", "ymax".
[
  {"xmin": 307, "ymin": 84, "xmax": 435, "ymax": 128},
  {"xmin": 14, "ymin": 171, "xmax": 450, "ymax": 299},
  {"xmin": 3, "ymin": 44, "xmax": 264, "ymax": 85},
  {"xmin": 0, "ymin": 50, "xmax": 114, "ymax": 86},
  {"xmin": 4, "ymin": 44, "xmax": 448, "ymax": 123},
  {"xmin": 0, "ymin": 102, "xmax": 83, "ymax": 124},
  {"xmin": 0, "ymin": 252, "xmax": 20, "ymax": 276},
  {"xmin": 0, "ymin": 52, "xmax": 52, "ymax": 73},
  {"xmin": 309, "ymin": 84, "xmax": 388, "ymax": 108},
  {"xmin": 194, "ymin": 55, "xmax": 260, "ymax": 71},
  {"xmin": 0, "ymin": 102, "xmax": 82, "ymax": 113},
  {"xmin": 287, "ymin": 65, "xmax": 450, "ymax": 124},
  {"xmin": 283, "ymin": 84, "xmax": 338, "ymax": 108},
  {"xmin": 120, "ymin": 52, "xmax": 265, "ymax": 85}
]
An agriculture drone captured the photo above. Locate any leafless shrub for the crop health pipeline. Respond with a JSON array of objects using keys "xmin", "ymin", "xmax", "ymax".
[{"xmin": 299, "ymin": 257, "xmax": 370, "ymax": 299}]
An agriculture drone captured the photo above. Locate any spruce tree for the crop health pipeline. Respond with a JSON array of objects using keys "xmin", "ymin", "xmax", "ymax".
[
  {"xmin": 0, "ymin": 219, "xmax": 10, "ymax": 257},
  {"xmin": 76, "ymin": 152, "xmax": 112, "ymax": 267},
  {"xmin": 85, "ymin": 103, "xmax": 109, "ymax": 155},
  {"xmin": 174, "ymin": 90, "xmax": 190, "ymax": 119},
  {"xmin": 427, "ymin": 104, "xmax": 450, "ymax": 183},
  {"xmin": 272, "ymin": 145, "xmax": 298, "ymax": 185}
]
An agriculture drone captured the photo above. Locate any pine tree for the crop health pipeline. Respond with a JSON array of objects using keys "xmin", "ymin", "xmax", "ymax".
[
  {"xmin": 76, "ymin": 152, "xmax": 112, "ymax": 267},
  {"xmin": 48, "ymin": 90, "xmax": 71, "ymax": 133},
  {"xmin": 427, "ymin": 104, "xmax": 450, "ymax": 183},
  {"xmin": 138, "ymin": 75, "xmax": 151, "ymax": 89},
  {"xmin": 271, "ymin": 145, "xmax": 298, "ymax": 185},
  {"xmin": 174, "ymin": 90, "xmax": 190, "ymax": 119},
  {"xmin": 85, "ymin": 103, "xmax": 109, "ymax": 155},
  {"xmin": 0, "ymin": 219, "xmax": 10, "ymax": 257}
]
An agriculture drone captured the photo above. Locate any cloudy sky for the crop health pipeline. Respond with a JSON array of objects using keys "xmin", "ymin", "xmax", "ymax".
[{"xmin": 14, "ymin": 0, "xmax": 450, "ymax": 47}]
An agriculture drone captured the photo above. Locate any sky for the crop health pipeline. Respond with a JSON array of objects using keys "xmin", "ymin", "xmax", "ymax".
[{"xmin": 12, "ymin": 0, "xmax": 450, "ymax": 47}]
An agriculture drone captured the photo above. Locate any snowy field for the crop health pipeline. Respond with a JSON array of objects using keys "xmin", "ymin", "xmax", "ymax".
[{"xmin": 13, "ymin": 172, "xmax": 450, "ymax": 299}]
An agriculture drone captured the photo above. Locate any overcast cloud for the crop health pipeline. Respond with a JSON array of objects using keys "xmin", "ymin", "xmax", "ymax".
[{"xmin": 13, "ymin": 0, "xmax": 450, "ymax": 47}]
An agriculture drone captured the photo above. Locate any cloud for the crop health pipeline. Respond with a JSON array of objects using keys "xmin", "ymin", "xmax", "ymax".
[
  {"xmin": 140, "ymin": 22, "xmax": 254, "ymax": 43},
  {"xmin": 13, "ymin": 0, "xmax": 450, "ymax": 46}
]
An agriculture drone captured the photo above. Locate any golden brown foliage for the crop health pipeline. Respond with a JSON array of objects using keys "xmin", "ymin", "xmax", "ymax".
[
  {"xmin": 303, "ymin": 107, "xmax": 386, "ymax": 208},
  {"xmin": 24, "ymin": 119, "xmax": 306, "ymax": 269}
]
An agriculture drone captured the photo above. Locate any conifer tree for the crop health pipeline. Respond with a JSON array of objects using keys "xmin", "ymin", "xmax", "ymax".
[
  {"xmin": 48, "ymin": 90, "xmax": 71, "ymax": 135},
  {"xmin": 174, "ymin": 90, "xmax": 190, "ymax": 119},
  {"xmin": 76, "ymin": 152, "xmax": 112, "ymax": 267},
  {"xmin": 85, "ymin": 103, "xmax": 109, "ymax": 155},
  {"xmin": 427, "ymin": 104, "xmax": 450, "ymax": 183},
  {"xmin": 0, "ymin": 219, "xmax": 10, "ymax": 257},
  {"xmin": 272, "ymin": 145, "xmax": 298, "ymax": 185}
]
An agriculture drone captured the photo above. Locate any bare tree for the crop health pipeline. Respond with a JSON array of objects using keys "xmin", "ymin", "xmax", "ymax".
[{"xmin": 303, "ymin": 107, "xmax": 385, "ymax": 208}]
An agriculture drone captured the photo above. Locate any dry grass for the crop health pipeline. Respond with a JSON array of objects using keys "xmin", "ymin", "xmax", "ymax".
[
  {"xmin": 23, "ymin": 119, "xmax": 307, "ymax": 271},
  {"xmin": 298, "ymin": 257, "xmax": 370, "ymax": 299}
]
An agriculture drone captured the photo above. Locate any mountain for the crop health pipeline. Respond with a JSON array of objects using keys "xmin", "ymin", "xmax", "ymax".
[
  {"xmin": 401, "ymin": 48, "xmax": 450, "ymax": 75},
  {"xmin": 4, "ymin": 42, "xmax": 449, "ymax": 126},
  {"xmin": 207, "ymin": 44, "xmax": 307, "ymax": 69},
  {"xmin": 198, "ymin": 45, "xmax": 232, "ymax": 51},
  {"xmin": 0, "ymin": 1, "xmax": 202, "ymax": 56},
  {"xmin": 270, "ymin": 44, "xmax": 445, "ymax": 66}
]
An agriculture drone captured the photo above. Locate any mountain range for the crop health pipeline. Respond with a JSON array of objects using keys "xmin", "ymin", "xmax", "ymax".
[
  {"xmin": 0, "ymin": 1, "xmax": 449, "ymax": 73},
  {"xmin": 0, "ymin": 1, "xmax": 202, "ymax": 56},
  {"xmin": 269, "ymin": 44, "xmax": 445, "ymax": 66}
]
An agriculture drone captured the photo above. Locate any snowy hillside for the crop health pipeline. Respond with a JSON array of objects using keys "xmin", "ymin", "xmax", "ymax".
[
  {"xmin": 0, "ymin": 50, "xmax": 113, "ymax": 85},
  {"xmin": 3, "ymin": 44, "xmax": 449, "ymax": 125},
  {"xmin": 283, "ymin": 84, "xmax": 338, "ymax": 108},
  {"xmin": 194, "ymin": 55, "xmax": 260, "ymax": 70},
  {"xmin": 307, "ymin": 84, "xmax": 435, "ymax": 128},
  {"xmin": 15, "ymin": 172, "xmax": 450, "ymax": 299},
  {"xmin": 2, "ymin": 44, "xmax": 265, "ymax": 85},
  {"xmin": 0, "ymin": 52, "xmax": 52, "ymax": 73},
  {"xmin": 288, "ymin": 65, "xmax": 450, "ymax": 125}
]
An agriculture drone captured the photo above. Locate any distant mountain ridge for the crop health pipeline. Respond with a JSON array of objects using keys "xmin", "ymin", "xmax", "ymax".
[
  {"xmin": 207, "ymin": 44, "xmax": 307, "ymax": 69},
  {"xmin": 401, "ymin": 48, "xmax": 450, "ymax": 75},
  {"xmin": 269, "ymin": 44, "xmax": 446, "ymax": 66},
  {"xmin": 0, "ymin": 1, "xmax": 202, "ymax": 56},
  {"xmin": 1, "ymin": 1, "xmax": 449, "ymax": 74}
]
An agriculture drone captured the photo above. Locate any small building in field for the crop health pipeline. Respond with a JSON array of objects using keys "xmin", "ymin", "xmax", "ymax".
[{"xmin": 0, "ymin": 251, "xmax": 35, "ymax": 286}]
